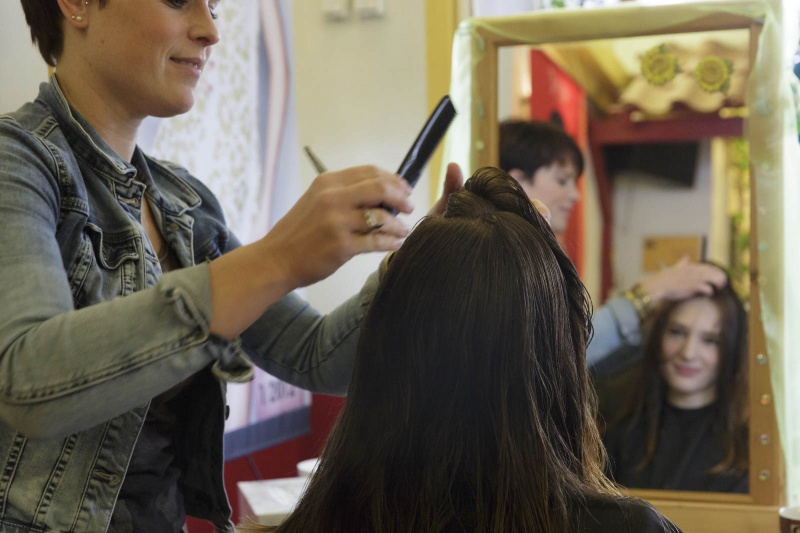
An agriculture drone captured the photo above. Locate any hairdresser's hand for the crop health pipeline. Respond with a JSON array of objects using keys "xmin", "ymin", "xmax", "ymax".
[
  {"xmin": 263, "ymin": 165, "xmax": 414, "ymax": 288},
  {"xmin": 638, "ymin": 256, "xmax": 727, "ymax": 304},
  {"xmin": 531, "ymin": 199, "xmax": 552, "ymax": 225},
  {"xmin": 428, "ymin": 162, "xmax": 464, "ymax": 216},
  {"xmin": 208, "ymin": 165, "xmax": 414, "ymax": 339}
]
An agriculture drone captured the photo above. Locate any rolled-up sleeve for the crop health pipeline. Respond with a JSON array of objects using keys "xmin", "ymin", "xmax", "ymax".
[
  {"xmin": 240, "ymin": 271, "xmax": 380, "ymax": 396},
  {"xmin": 587, "ymin": 297, "xmax": 642, "ymax": 367}
]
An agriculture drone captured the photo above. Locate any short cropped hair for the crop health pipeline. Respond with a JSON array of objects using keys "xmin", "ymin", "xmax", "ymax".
[
  {"xmin": 20, "ymin": 0, "xmax": 108, "ymax": 67},
  {"xmin": 499, "ymin": 119, "xmax": 584, "ymax": 179}
]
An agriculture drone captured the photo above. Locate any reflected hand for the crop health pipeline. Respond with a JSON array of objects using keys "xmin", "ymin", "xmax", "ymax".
[
  {"xmin": 639, "ymin": 256, "xmax": 728, "ymax": 304},
  {"xmin": 531, "ymin": 198, "xmax": 552, "ymax": 225}
]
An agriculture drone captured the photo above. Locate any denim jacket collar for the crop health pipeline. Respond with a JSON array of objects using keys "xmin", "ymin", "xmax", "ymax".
[
  {"xmin": 41, "ymin": 75, "xmax": 203, "ymax": 218},
  {"xmin": 43, "ymin": 75, "xmax": 135, "ymax": 180}
]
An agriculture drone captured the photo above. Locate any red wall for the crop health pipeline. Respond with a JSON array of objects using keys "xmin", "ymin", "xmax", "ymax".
[{"xmin": 186, "ymin": 394, "xmax": 346, "ymax": 532}]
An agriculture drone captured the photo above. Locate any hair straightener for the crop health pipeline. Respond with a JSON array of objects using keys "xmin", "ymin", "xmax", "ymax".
[{"xmin": 382, "ymin": 95, "xmax": 457, "ymax": 214}]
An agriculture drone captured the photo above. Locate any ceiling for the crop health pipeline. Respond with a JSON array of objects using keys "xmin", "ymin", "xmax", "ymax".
[{"xmin": 539, "ymin": 28, "xmax": 751, "ymax": 117}]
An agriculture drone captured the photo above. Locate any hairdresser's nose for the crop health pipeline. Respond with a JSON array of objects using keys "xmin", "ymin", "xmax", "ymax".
[
  {"xmin": 190, "ymin": 5, "xmax": 221, "ymax": 46},
  {"xmin": 567, "ymin": 180, "xmax": 580, "ymax": 204}
]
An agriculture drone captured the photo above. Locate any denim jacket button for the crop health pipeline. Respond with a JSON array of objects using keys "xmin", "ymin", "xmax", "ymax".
[{"xmin": 167, "ymin": 222, "xmax": 179, "ymax": 231}]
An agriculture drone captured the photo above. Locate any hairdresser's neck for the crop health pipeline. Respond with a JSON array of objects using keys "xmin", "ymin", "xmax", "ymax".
[{"xmin": 54, "ymin": 63, "xmax": 140, "ymax": 163}]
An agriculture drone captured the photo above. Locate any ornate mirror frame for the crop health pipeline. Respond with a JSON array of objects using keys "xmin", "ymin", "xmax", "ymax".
[{"xmin": 433, "ymin": 1, "xmax": 796, "ymax": 531}]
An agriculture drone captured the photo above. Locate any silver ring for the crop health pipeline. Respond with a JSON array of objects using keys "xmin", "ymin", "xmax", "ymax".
[{"xmin": 363, "ymin": 208, "xmax": 383, "ymax": 232}]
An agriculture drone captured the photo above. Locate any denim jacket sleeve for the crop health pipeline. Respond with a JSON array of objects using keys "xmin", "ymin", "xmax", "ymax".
[
  {"xmin": 0, "ymin": 115, "xmax": 373, "ymax": 439},
  {"xmin": 586, "ymin": 297, "xmax": 642, "ymax": 367},
  {"xmin": 240, "ymin": 272, "xmax": 378, "ymax": 396},
  {"xmin": 0, "ymin": 122, "xmax": 226, "ymax": 439}
]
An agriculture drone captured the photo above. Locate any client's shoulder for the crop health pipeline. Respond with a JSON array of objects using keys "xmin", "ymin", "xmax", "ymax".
[{"xmin": 576, "ymin": 495, "xmax": 682, "ymax": 533}]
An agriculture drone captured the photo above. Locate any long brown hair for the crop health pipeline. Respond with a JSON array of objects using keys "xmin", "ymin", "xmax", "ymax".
[
  {"xmin": 626, "ymin": 282, "xmax": 748, "ymax": 475},
  {"xmin": 247, "ymin": 167, "xmax": 620, "ymax": 532}
]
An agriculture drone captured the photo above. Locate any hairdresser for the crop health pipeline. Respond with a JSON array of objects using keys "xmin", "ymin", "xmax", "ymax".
[
  {"xmin": 499, "ymin": 119, "xmax": 727, "ymax": 366},
  {"xmin": 0, "ymin": 1, "xmax": 462, "ymax": 531}
]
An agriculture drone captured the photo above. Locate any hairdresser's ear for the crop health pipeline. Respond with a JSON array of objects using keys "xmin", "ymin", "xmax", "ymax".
[
  {"xmin": 428, "ymin": 162, "xmax": 464, "ymax": 216},
  {"xmin": 58, "ymin": 0, "xmax": 90, "ymax": 28},
  {"xmin": 531, "ymin": 199, "xmax": 552, "ymax": 226},
  {"xmin": 507, "ymin": 168, "xmax": 529, "ymax": 185}
]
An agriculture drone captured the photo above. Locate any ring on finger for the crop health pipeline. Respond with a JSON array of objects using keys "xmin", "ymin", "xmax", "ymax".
[{"xmin": 363, "ymin": 208, "xmax": 384, "ymax": 232}]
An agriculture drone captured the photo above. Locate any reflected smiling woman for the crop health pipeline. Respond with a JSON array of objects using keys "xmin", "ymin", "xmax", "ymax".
[{"xmin": 602, "ymin": 278, "xmax": 749, "ymax": 493}]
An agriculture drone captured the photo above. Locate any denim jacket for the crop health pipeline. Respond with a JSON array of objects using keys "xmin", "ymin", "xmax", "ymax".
[{"xmin": 0, "ymin": 79, "xmax": 376, "ymax": 532}]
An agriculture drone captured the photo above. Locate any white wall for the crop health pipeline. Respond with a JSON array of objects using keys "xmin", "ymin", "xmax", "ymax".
[
  {"xmin": 0, "ymin": 3, "xmax": 49, "ymax": 112},
  {"xmin": 291, "ymin": 0, "xmax": 429, "ymax": 312},
  {"xmin": 611, "ymin": 141, "xmax": 713, "ymax": 293}
]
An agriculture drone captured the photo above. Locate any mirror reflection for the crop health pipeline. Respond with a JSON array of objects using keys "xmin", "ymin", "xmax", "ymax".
[{"xmin": 496, "ymin": 30, "xmax": 752, "ymax": 495}]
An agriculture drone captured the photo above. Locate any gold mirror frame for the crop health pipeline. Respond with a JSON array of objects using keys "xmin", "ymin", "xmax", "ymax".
[{"xmin": 429, "ymin": 2, "xmax": 785, "ymax": 531}]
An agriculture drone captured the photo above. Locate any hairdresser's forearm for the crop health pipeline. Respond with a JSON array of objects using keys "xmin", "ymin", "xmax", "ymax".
[{"xmin": 208, "ymin": 242, "xmax": 296, "ymax": 339}]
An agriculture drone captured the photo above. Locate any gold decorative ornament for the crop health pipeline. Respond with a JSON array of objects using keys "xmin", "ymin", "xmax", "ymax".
[
  {"xmin": 640, "ymin": 44, "xmax": 680, "ymax": 86},
  {"xmin": 694, "ymin": 55, "xmax": 733, "ymax": 93}
]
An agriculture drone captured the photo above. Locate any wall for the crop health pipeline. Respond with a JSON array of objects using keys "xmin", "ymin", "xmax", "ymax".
[
  {"xmin": 611, "ymin": 141, "xmax": 713, "ymax": 293},
  {"xmin": 0, "ymin": 3, "xmax": 48, "ymax": 112},
  {"xmin": 292, "ymin": 0, "xmax": 430, "ymax": 313}
]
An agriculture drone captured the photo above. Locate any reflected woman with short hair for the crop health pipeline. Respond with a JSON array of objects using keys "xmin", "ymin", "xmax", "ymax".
[
  {"xmin": 245, "ymin": 168, "xmax": 679, "ymax": 532},
  {"xmin": 602, "ymin": 281, "xmax": 749, "ymax": 493}
]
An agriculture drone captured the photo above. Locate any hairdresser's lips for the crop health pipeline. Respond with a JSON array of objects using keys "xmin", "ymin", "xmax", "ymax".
[{"xmin": 170, "ymin": 56, "xmax": 205, "ymax": 77}]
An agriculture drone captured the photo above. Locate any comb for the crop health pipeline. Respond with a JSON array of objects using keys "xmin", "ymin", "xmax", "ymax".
[{"xmin": 382, "ymin": 95, "xmax": 457, "ymax": 214}]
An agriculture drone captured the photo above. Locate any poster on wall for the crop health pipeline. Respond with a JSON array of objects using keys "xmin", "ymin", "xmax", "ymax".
[{"xmin": 139, "ymin": 0, "xmax": 311, "ymax": 461}]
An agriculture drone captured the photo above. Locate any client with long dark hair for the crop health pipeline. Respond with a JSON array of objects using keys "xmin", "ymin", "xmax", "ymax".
[
  {"xmin": 244, "ymin": 168, "xmax": 679, "ymax": 532},
  {"xmin": 603, "ymin": 280, "xmax": 749, "ymax": 493}
]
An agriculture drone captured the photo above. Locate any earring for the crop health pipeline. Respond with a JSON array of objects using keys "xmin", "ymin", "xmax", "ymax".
[{"xmin": 71, "ymin": 15, "xmax": 83, "ymax": 21}]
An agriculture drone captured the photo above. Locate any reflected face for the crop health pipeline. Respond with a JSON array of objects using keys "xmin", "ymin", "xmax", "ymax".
[
  {"xmin": 514, "ymin": 161, "xmax": 580, "ymax": 233},
  {"xmin": 80, "ymin": 0, "xmax": 220, "ymax": 119},
  {"xmin": 660, "ymin": 297, "xmax": 721, "ymax": 409}
]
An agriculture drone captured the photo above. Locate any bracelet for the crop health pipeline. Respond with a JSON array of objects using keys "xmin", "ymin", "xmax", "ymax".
[{"xmin": 623, "ymin": 283, "xmax": 654, "ymax": 321}]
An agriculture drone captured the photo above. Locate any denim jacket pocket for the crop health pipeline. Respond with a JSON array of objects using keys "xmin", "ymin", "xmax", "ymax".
[{"xmin": 70, "ymin": 223, "xmax": 141, "ymax": 305}]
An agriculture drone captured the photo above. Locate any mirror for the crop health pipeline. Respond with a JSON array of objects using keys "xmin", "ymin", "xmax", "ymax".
[
  {"xmin": 497, "ymin": 30, "xmax": 756, "ymax": 496},
  {"xmin": 439, "ymin": 2, "xmax": 784, "ymax": 530}
]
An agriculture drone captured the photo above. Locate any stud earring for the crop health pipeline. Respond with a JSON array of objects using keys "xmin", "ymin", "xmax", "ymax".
[{"xmin": 71, "ymin": 15, "xmax": 83, "ymax": 21}]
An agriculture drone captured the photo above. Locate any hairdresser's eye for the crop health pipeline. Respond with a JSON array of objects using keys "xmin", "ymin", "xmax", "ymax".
[
  {"xmin": 209, "ymin": 1, "xmax": 219, "ymax": 19},
  {"xmin": 166, "ymin": 0, "xmax": 190, "ymax": 7}
]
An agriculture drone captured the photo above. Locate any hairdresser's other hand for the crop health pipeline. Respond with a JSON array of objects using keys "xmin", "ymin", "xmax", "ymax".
[
  {"xmin": 428, "ymin": 162, "xmax": 464, "ymax": 216},
  {"xmin": 263, "ymin": 165, "xmax": 414, "ymax": 288},
  {"xmin": 639, "ymin": 256, "xmax": 727, "ymax": 304},
  {"xmin": 531, "ymin": 198, "xmax": 552, "ymax": 225}
]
